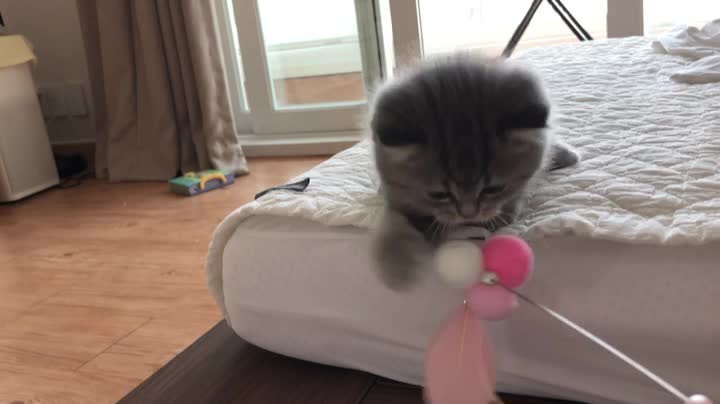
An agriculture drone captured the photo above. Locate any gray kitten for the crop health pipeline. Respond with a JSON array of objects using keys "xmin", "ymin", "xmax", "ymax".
[{"xmin": 371, "ymin": 53, "xmax": 578, "ymax": 289}]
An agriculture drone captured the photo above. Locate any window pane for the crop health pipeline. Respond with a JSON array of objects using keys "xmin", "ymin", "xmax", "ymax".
[
  {"xmin": 257, "ymin": 0, "xmax": 367, "ymax": 108},
  {"xmin": 223, "ymin": 0, "xmax": 249, "ymax": 112},
  {"xmin": 644, "ymin": 0, "xmax": 720, "ymax": 36},
  {"xmin": 420, "ymin": 0, "xmax": 607, "ymax": 57}
]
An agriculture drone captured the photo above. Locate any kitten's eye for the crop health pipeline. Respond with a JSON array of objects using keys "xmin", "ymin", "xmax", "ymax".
[
  {"xmin": 428, "ymin": 191, "xmax": 452, "ymax": 201},
  {"xmin": 482, "ymin": 184, "xmax": 506, "ymax": 195}
]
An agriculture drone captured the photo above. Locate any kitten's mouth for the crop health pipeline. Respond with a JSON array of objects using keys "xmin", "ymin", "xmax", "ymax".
[
  {"xmin": 460, "ymin": 221, "xmax": 487, "ymax": 226},
  {"xmin": 458, "ymin": 220, "xmax": 495, "ymax": 228},
  {"xmin": 458, "ymin": 214, "xmax": 506, "ymax": 229},
  {"xmin": 436, "ymin": 210, "xmax": 501, "ymax": 228},
  {"xmin": 457, "ymin": 211, "xmax": 501, "ymax": 226}
]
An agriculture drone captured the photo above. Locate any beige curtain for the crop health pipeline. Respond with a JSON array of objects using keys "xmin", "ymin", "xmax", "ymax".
[{"xmin": 77, "ymin": 0, "xmax": 249, "ymax": 181}]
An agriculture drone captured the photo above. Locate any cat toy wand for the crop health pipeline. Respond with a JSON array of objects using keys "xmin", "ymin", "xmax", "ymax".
[{"xmin": 425, "ymin": 236, "xmax": 713, "ymax": 404}]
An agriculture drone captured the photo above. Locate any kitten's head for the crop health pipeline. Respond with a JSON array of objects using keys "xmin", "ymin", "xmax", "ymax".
[{"xmin": 371, "ymin": 53, "xmax": 550, "ymax": 226}]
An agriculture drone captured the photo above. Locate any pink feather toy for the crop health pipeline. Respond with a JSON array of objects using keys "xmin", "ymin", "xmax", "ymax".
[{"xmin": 425, "ymin": 235, "xmax": 713, "ymax": 404}]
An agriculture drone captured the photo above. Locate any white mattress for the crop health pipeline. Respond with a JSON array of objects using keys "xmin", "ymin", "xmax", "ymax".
[{"xmin": 207, "ymin": 37, "xmax": 720, "ymax": 404}]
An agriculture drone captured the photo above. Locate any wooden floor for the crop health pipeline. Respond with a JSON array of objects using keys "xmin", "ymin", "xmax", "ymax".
[{"xmin": 0, "ymin": 156, "xmax": 325, "ymax": 403}]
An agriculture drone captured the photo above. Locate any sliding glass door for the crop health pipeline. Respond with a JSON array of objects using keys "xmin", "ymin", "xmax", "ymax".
[{"xmin": 219, "ymin": 0, "xmax": 382, "ymax": 139}]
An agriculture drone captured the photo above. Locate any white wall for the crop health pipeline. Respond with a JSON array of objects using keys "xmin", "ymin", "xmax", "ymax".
[{"xmin": 0, "ymin": 0, "xmax": 95, "ymax": 144}]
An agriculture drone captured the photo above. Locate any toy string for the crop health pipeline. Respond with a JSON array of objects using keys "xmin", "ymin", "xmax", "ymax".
[{"xmin": 507, "ymin": 287, "xmax": 689, "ymax": 402}]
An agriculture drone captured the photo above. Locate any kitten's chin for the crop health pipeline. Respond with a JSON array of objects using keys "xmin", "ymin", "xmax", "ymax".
[
  {"xmin": 443, "ymin": 211, "xmax": 502, "ymax": 227},
  {"xmin": 436, "ymin": 208, "xmax": 500, "ymax": 227}
]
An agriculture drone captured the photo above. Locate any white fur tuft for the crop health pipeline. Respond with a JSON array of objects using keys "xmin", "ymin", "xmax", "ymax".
[{"xmin": 434, "ymin": 241, "xmax": 483, "ymax": 288}]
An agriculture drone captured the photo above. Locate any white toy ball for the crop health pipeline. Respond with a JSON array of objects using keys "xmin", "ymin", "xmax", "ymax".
[
  {"xmin": 434, "ymin": 240, "xmax": 483, "ymax": 288},
  {"xmin": 687, "ymin": 395, "xmax": 713, "ymax": 404}
]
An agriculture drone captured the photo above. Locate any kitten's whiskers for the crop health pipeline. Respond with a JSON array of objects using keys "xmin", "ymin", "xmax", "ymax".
[{"xmin": 497, "ymin": 215, "xmax": 510, "ymax": 228}]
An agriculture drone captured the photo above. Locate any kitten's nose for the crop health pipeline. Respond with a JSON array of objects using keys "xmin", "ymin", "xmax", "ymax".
[{"xmin": 457, "ymin": 202, "xmax": 477, "ymax": 219}]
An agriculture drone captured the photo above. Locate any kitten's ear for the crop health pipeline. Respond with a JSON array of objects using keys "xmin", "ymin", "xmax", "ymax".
[
  {"xmin": 375, "ymin": 143, "xmax": 421, "ymax": 164},
  {"xmin": 373, "ymin": 128, "xmax": 424, "ymax": 147},
  {"xmin": 504, "ymin": 128, "xmax": 547, "ymax": 155},
  {"xmin": 496, "ymin": 64, "xmax": 550, "ymax": 130},
  {"xmin": 504, "ymin": 101, "xmax": 549, "ymax": 129},
  {"xmin": 370, "ymin": 80, "xmax": 427, "ymax": 146}
]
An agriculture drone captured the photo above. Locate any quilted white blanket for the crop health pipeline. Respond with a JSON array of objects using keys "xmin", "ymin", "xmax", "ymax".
[{"xmin": 207, "ymin": 37, "xmax": 720, "ymax": 309}]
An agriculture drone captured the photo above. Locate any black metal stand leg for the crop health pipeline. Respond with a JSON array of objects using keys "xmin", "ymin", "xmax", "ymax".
[
  {"xmin": 502, "ymin": 0, "xmax": 544, "ymax": 58},
  {"xmin": 552, "ymin": 0, "xmax": 593, "ymax": 40},
  {"xmin": 547, "ymin": 0, "xmax": 584, "ymax": 41},
  {"xmin": 502, "ymin": 0, "xmax": 593, "ymax": 58}
]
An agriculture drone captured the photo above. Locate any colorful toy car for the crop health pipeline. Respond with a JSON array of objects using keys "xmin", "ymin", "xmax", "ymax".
[{"xmin": 169, "ymin": 169, "xmax": 235, "ymax": 196}]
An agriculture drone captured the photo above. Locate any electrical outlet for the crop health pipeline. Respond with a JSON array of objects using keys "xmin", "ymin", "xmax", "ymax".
[
  {"xmin": 63, "ymin": 82, "xmax": 88, "ymax": 117},
  {"xmin": 37, "ymin": 84, "xmax": 61, "ymax": 119},
  {"xmin": 36, "ymin": 82, "xmax": 88, "ymax": 119}
]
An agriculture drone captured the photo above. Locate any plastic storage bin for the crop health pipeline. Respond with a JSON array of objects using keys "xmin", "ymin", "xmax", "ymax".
[{"xmin": 0, "ymin": 35, "xmax": 59, "ymax": 202}]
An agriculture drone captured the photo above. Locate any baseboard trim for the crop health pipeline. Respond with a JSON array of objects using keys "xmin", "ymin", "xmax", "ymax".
[
  {"xmin": 47, "ymin": 133, "xmax": 363, "ymax": 165},
  {"xmin": 51, "ymin": 138, "xmax": 97, "ymax": 146},
  {"xmin": 238, "ymin": 132, "xmax": 364, "ymax": 157}
]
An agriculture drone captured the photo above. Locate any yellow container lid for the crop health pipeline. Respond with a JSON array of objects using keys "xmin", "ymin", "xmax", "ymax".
[{"xmin": 0, "ymin": 35, "xmax": 37, "ymax": 68}]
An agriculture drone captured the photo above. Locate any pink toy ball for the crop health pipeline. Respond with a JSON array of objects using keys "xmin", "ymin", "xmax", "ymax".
[
  {"xmin": 481, "ymin": 235, "xmax": 534, "ymax": 289},
  {"xmin": 465, "ymin": 284, "xmax": 518, "ymax": 321}
]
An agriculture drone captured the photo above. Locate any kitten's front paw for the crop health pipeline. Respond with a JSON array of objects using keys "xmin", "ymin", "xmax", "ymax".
[
  {"xmin": 376, "ymin": 252, "xmax": 419, "ymax": 291},
  {"xmin": 373, "ymin": 210, "xmax": 432, "ymax": 290},
  {"xmin": 374, "ymin": 235, "xmax": 429, "ymax": 290}
]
